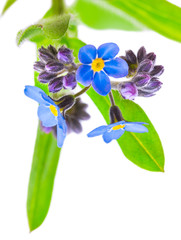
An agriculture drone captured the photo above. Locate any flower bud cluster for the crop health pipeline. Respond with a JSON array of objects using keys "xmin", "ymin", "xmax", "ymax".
[
  {"xmin": 34, "ymin": 45, "xmax": 77, "ymax": 93},
  {"xmin": 118, "ymin": 47, "xmax": 164, "ymax": 100}
]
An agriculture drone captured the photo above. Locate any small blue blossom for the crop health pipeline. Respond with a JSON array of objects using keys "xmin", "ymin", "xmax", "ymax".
[
  {"xmin": 76, "ymin": 43, "xmax": 129, "ymax": 96},
  {"xmin": 24, "ymin": 85, "xmax": 67, "ymax": 148},
  {"xmin": 87, "ymin": 121, "xmax": 148, "ymax": 143}
]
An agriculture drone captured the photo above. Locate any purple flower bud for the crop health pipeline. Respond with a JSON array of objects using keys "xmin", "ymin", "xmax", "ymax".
[
  {"xmin": 45, "ymin": 61, "xmax": 64, "ymax": 73},
  {"xmin": 138, "ymin": 90, "xmax": 155, "ymax": 97},
  {"xmin": 40, "ymin": 122, "xmax": 53, "ymax": 134},
  {"xmin": 120, "ymin": 82, "xmax": 138, "ymax": 100},
  {"xmin": 48, "ymin": 77, "xmax": 63, "ymax": 93},
  {"xmin": 137, "ymin": 59, "xmax": 154, "ymax": 73},
  {"xmin": 38, "ymin": 71, "xmax": 57, "ymax": 83},
  {"xmin": 33, "ymin": 61, "xmax": 45, "ymax": 72},
  {"xmin": 132, "ymin": 74, "xmax": 150, "ymax": 87},
  {"xmin": 47, "ymin": 45, "xmax": 58, "ymax": 56},
  {"xmin": 57, "ymin": 45, "xmax": 74, "ymax": 64},
  {"xmin": 38, "ymin": 47, "xmax": 55, "ymax": 63},
  {"xmin": 150, "ymin": 65, "xmax": 164, "ymax": 77},
  {"xmin": 145, "ymin": 52, "xmax": 156, "ymax": 63},
  {"xmin": 144, "ymin": 78, "xmax": 162, "ymax": 92},
  {"xmin": 63, "ymin": 73, "xmax": 77, "ymax": 90},
  {"xmin": 126, "ymin": 50, "xmax": 137, "ymax": 64},
  {"xmin": 137, "ymin": 46, "xmax": 146, "ymax": 63}
]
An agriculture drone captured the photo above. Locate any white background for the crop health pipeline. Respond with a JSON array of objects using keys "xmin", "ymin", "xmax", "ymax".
[{"xmin": 0, "ymin": 0, "xmax": 181, "ymax": 239}]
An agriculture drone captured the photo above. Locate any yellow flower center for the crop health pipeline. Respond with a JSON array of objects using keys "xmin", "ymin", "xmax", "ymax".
[
  {"xmin": 49, "ymin": 105, "xmax": 58, "ymax": 117},
  {"xmin": 112, "ymin": 124, "xmax": 125, "ymax": 130},
  {"xmin": 92, "ymin": 58, "xmax": 105, "ymax": 72}
]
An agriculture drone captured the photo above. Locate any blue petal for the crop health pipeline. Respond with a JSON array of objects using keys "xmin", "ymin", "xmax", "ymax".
[
  {"xmin": 103, "ymin": 128, "xmax": 124, "ymax": 143},
  {"xmin": 24, "ymin": 85, "xmax": 55, "ymax": 106},
  {"xmin": 104, "ymin": 58, "xmax": 129, "ymax": 78},
  {"xmin": 76, "ymin": 65, "xmax": 94, "ymax": 86},
  {"xmin": 125, "ymin": 123, "xmax": 148, "ymax": 133},
  {"xmin": 98, "ymin": 43, "xmax": 119, "ymax": 60},
  {"xmin": 57, "ymin": 124, "xmax": 66, "ymax": 148},
  {"xmin": 78, "ymin": 45, "xmax": 97, "ymax": 64},
  {"xmin": 24, "ymin": 85, "xmax": 48, "ymax": 105},
  {"xmin": 38, "ymin": 105, "xmax": 57, "ymax": 127},
  {"xmin": 87, "ymin": 125, "xmax": 108, "ymax": 137},
  {"xmin": 92, "ymin": 71, "xmax": 111, "ymax": 96},
  {"xmin": 109, "ymin": 121, "xmax": 126, "ymax": 129}
]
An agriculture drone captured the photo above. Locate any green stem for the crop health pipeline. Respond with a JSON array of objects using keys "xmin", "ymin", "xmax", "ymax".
[
  {"xmin": 74, "ymin": 85, "xmax": 91, "ymax": 98},
  {"xmin": 108, "ymin": 91, "xmax": 115, "ymax": 106},
  {"xmin": 51, "ymin": 0, "xmax": 65, "ymax": 15}
]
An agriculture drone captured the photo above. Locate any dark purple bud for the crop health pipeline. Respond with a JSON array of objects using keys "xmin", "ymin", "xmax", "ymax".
[
  {"xmin": 38, "ymin": 71, "xmax": 57, "ymax": 83},
  {"xmin": 120, "ymin": 82, "xmax": 138, "ymax": 100},
  {"xmin": 150, "ymin": 65, "xmax": 164, "ymax": 77},
  {"xmin": 126, "ymin": 50, "xmax": 137, "ymax": 64},
  {"xmin": 138, "ymin": 90, "xmax": 155, "ymax": 97},
  {"xmin": 144, "ymin": 78, "xmax": 162, "ymax": 93},
  {"xmin": 38, "ymin": 46, "xmax": 55, "ymax": 63},
  {"xmin": 145, "ymin": 52, "xmax": 156, "ymax": 63},
  {"xmin": 137, "ymin": 59, "xmax": 154, "ymax": 73},
  {"xmin": 63, "ymin": 73, "xmax": 77, "ymax": 90},
  {"xmin": 132, "ymin": 74, "xmax": 150, "ymax": 87},
  {"xmin": 47, "ymin": 45, "xmax": 58, "ymax": 56},
  {"xmin": 137, "ymin": 46, "xmax": 146, "ymax": 63},
  {"xmin": 33, "ymin": 61, "xmax": 45, "ymax": 72},
  {"xmin": 57, "ymin": 45, "xmax": 74, "ymax": 64},
  {"xmin": 109, "ymin": 106, "xmax": 124, "ymax": 123},
  {"xmin": 48, "ymin": 77, "xmax": 63, "ymax": 93},
  {"xmin": 45, "ymin": 61, "xmax": 64, "ymax": 73}
]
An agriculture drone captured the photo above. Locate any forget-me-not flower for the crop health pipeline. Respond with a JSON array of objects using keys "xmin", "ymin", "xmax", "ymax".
[
  {"xmin": 76, "ymin": 43, "xmax": 129, "ymax": 96},
  {"xmin": 87, "ymin": 121, "xmax": 148, "ymax": 143},
  {"xmin": 24, "ymin": 85, "xmax": 67, "ymax": 148}
]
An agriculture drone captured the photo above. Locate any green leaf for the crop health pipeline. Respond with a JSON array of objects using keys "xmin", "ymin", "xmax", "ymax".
[
  {"xmin": 1, "ymin": 0, "xmax": 17, "ymax": 15},
  {"xmin": 16, "ymin": 25, "xmax": 45, "ymax": 46},
  {"xmin": 41, "ymin": 14, "xmax": 70, "ymax": 39},
  {"xmin": 73, "ymin": 0, "xmax": 181, "ymax": 42},
  {"xmin": 85, "ymin": 87, "xmax": 164, "ymax": 172},
  {"xmin": 72, "ymin": 0, "xmax": 144, "ymax": 31},
  {"xmin": 27, "ymin": 125, "xmax": 61, "ymax": 231}
]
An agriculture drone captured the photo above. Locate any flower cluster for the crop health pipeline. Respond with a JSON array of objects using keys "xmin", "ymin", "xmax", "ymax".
[
  {"xmin": 34, "ymin": 45, "xmax": 77, "ymax": 93},
  {"xmin": 114, "ymin": 47, "xmax": 164, "ymax": 100},
  {"xmin": 24, "ymin": 43, "xmax": 164, "ymax": 147}
]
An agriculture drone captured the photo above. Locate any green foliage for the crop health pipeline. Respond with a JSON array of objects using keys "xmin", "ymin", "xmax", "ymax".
[
  {"xmin": 1, "ymin": 0, "xmax": 17, "ymax": 15},
  {"xmin": 72, "ymin": 0, "xmax": 143, "ymax": 31},
  {"xmin": 27, "ymin": 125, "xmax": 61, "ymax": 231},
  {"xmin": 73, "ymin": 0, "xmax": 181, "ymax": 42},
  {"xmin": 85, "ymin": 87, "xmax": 164, "ymax": 172},
  {"xmin": 40, "ymin": 14, "xmax": 70, "ymax": 39}
]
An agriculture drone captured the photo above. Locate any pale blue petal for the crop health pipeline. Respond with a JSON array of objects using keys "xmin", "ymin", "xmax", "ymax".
[
  {"xmin": 109, "ymin": 121, "xmax": 126, "ymax": 129},
  {"xmin": 76, "ymin": 65, "xmax": 94, "ymax": 86},
  {"xmin": 38, "ymin": 105, "xmax": 57, "ymax": 127},
  {"xmin": 24, "ymin": 85, "xmax": 55, "ymax": 106},
  {"xmin": 78, "ymin": 45, "xmax": 97, "ymax": 64},
  {"xmin": 125, "ymin": 123, "xmax": 148, "ymax": 133},
  {"xmin": 98, "ymin": 43, "xmax": 119, "ymax": 60},
  {"xmin": 57, "ymin": 125, "xmax": 66, "ymax": 148},
  {"xmin": 103, "ymin": 129, "xmax": 124, "ymax": 143},
  {"xmin": 104, "ymin": 58, "xmax": 129, "ymax": 78},
  {"xmin": 87, "ymin": 125, "xmax": 108, "ymax": 137},
  {"xmin": 92, "ymin": 71, "xmax": 111, "ymax": 96}
]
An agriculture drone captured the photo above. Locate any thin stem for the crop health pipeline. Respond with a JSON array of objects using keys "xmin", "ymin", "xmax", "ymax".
[
  {"xmin": 51, "ymin": 0, "xmax": 65, "ymax": 15},
  {"xmin": 74, "ymin": 85, "xmax": 91, "ymax": 98},
  {"xmin": 108, "ymin": 91, "xmax": 115, "ymax": 106}
]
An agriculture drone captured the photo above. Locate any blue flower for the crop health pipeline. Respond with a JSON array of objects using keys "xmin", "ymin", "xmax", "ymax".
[
  {"xmin": 24, "ymin": 85, "xmax": 67, "ymax": 148},
  {"xmin": 76, "ymin": 43, "xmax": 129, "ymax": 96},
  {"xmin": 87, "ymin": 121, "xmax": 148, "ymax": 143}
]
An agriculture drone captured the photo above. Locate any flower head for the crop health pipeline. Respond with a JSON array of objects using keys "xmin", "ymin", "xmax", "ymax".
[
  {"xmin": 87, "ymin": 121, "xmax": 148, "ymax": 143},
  {"xmin": 118, "ymin": 46, "xmax": 164, "ymax": 99},
  {"xmin": 24, "ymin": 85, "xmax": 67, "ymax": 147},
  {"xmin": 76, "ymin": 43, "xmax": 129, "ymax": 96},
  {"xmin": 34, "ymin": 45, "xmax": 77, "ymax": 93}
]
